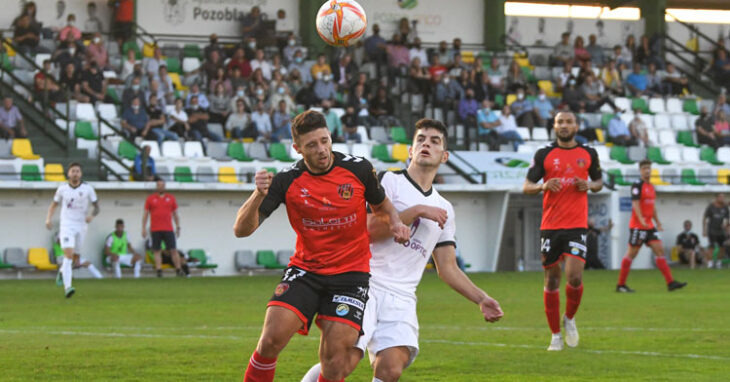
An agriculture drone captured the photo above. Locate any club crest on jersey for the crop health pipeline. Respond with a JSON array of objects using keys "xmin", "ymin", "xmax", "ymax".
[
  {"xmin": 274, "ymin": 283, "xmax": 290, "ymax": 296},
  {"xmin": 577, "ymin": 158, "xmax": 586, "ymax": 168},
  {"xmin": 338, "ymin": 184, "xmax": 353, "ymax": 200},
  {"xmin": 335, "ymin": 304, "xmax": 350, "ymax": 316}
]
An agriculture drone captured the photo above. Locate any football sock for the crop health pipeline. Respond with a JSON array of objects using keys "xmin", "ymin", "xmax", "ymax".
[
  {"xmin": 182, "ymin": 263, "xmax": 190, "ymax": 276},
  {"xmin": 655, "ymin": 256, "xmax": 674, "ymax": 284},
  {"xmin": 543, "ymin": 288, "xmax": 561, "ymax": 334},
  {"xmin": 243, "ymin": 351, "xmax": 276, "ymax": 382},
  {"xmin": 87, "ymin": 264, "xmax": 103, "ymax": 279},
  {"xmin": 61, "ymin": 257, "xmax": 73, "ymax": 289},
  {"xmin": 301, "ymin": 363, "xmax": 321, "ymax": 382},
  {"xmin": 618, "ymin": 256, "xmax": 632, "ymax": 285},
  {"xmin": 317, "ymin": 374, "xmax": 343, "ymax": 382},
  {"xmin": 373, "ymin": 379, "xmax": 384, "ymax": 382},
  {"xmin": 133, "ymin": 261, "xmax": 141, "ymax": 278},
  {"xmin": 113, "ymin": 261, "xmax": 121, "ymax": 278},
  {"xmin": 565, "ymin": 283, "xmax": 583, "ymax": 319}
]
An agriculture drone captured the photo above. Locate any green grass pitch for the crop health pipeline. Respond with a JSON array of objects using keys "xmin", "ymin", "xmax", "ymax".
[{"xmin": 1, "ymin": 268, "xmax": 728, "ymax": 381}]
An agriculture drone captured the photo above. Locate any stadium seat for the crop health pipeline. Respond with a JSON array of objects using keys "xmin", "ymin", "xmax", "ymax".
[
  {"xmin": 718, "ymin": 169, "xmax": 730, "ymax": 184},
  {"xmin": 601, "ymin": 113, "xmax": 614, "ymax": 128},
  {"xmin": 27, "ymin": 248, "xmax": 57, "ymax": 270},
  {"xmin": 227, "ymin": 142, "xmax": 252, "ymax": 161},
  {"xmin": 332, "ymin": 143, "xmax": 349, "ymax": 155},
  {"xmin": 183, "ymin": 44, "xmax": 202, "ymax": 59},
  {"xmin": 74, "ymin": 121, "xmax": 98, "ymax": 140},
  {"xmin": 248, "ymin": 142, "xmax": 271, "ymax": 161},
  {"xmin": 76, "ymin": 103, "xmax": 97, "ymax": 121},
  {"xmin": 269, "ymin": 142, "xmax": 295, "ymax": 162},
  {"xmin": 632, "ymin": 98, "xmax": 650, "ymax": 114},
  {"xmin": 594, "ymin": 146, "xmax": 611, "ymax": 164},
  {"xmin": 141, "ymin": 141, "xmax": 162, "ymax": 158},
  {"xmin": 698, "ymin": 168, "xmax": 720, "ymax": 185},
  {"xmin": 183, "ymin": 141, "xmax": 205, "ymax": 158},
  {"xmin": 665, "ymin": 98, "xmax": 682, "ymax": 114},
  {"xmin": 218, "ymin": 167, "xmax": 239, "ymax": 183},
  {"xmin": 647, "ymin": 147, "xmax": 670, "ymax": 164},
  {"xmin": 0, "ymin": 162, "xmax": 18, "ymax": 180},
  {"xmin": 188, "ymin": 249, "xmax": 218, "ymax": 269},
  {"xmin": 700, "ymin": 146, "xmax": 724, "ymax": 165},
  {"xmin": 370, "ymin": 127, "xmax": 389, "ymax": 143},
  {"xmin": 142, "ymin": 42, "xmax": 155, "ymax": 58},
  {"xmin": 505, "ymin": 94, "xmax": 517, "ymax": 106},
  {"xmin": 235, "ymin": 250, "xmax": 263, "ymax": 271},
  {"xmin": 276, "ymin": 250, "xmax": 294, "ymax": 267},
  {"xmin": 168, "ymin": 72, "xmax": 187, "ymax": 91},
  {"xmin": 161, "ymin": 141, "xmax": 183, "ymax": 158},
  {"xmin": 356, "ymin": 126, "xmax": 370, "ymax": 143},
  {"xmin": 650, "ymin": 169, "xmax": 670, "ymax": 185},
  {"xmin": 122, "ymin": 40, "xmax": 141, "ymax": 59},
  {"xmin": 21, "ymin": 164, "xmax": 42, "ymax": 181},
  {"xmin": 607, "ymin": 169, "xmax": 632, "ymax": 186},
  {"xmin": 4, "ymin": 247, "xmax": 33, "ymax": 269},
  {"xmin": 173, "ymin": 166, "xmax": 194, "ymax": 182},
  {"xmin": 351, "ymin": 143, "xmax": 371, "ymax": 159},
  {"xmin": 595, "ymin": 128, "xmax": 605, "ymax": 143},
  {"xmin": 532, "ymin": 128, "xmax": 549, "ymax": 141},
  {"xmin": 256, "ymin": 250, "xmax": 285, "ymax": 269},
  {"xmin": 390, "ymin": 127, "xmax": 410, "ymax": 144},
  {"xmin": 653, "ymin": 114, "xmax": 670, "ymax": 130},
  {"xmin": 614, "ymin": 97, "xmax": 631, "ymax": 112},
  {"xmin": 44, "ymin": 163, "xmax": 65, "ymax": 181},
  {"xmin": 670, "ymin": 114, "xmax": 688, "ymax": 130},
  {"xmin": 118, "ymin": 140, "xmax": 139, "ymax": 160},
  {"xmin": 681, "ymin": 168, "xmax": 705, "ymax": 186},
  {"xmin": 193, "ymin": 165, "xmax": 215, "ymax": 183},
  {"xmin": 627, "ymin": 146, "xmax": 646, "ymax": 162},
  {"xmin": 372, "ymin": 144, "xmax": 396, "ymax": 163},
  {"xmin": 609, "ymin": 146, "xmax": 634, "ymax": 164},
  {"xmin": 516, "ymin": 127, "xmax": 531, "ymax": 140},
  {"xmin": 683, "ymin": 99, "xmax": 699, "ymax": 115},
  {"xmin": 663, "ymin": 146, "xmax": 681, "ymax": 163},
  {"xmin": 182, "ymin": 57, "xmax": 201, "ymax": 73},
  {"xmin": 676, "ymin": 130, "xmax": 698, "ymax": 147},
  {"xmin": 11, "ymin": 139, "xmax": 40, "ymax": 159},
  {"xmin": 166, "ymin": 57, "xmax": 181, "ymax": 74},
  {"xmin": 0, "ymin": 139, "xmax": 12, "ymax": 158},
  {"xmin": 391, "ymin": 143, "xmax": 409, "ymax": 162},
  {"xmin": 537, "ymin": 80, "xmax": 556, "ymax": 97},
  {"xmin": 648, "ymin": 98, "xmax": 665, "ymax": 114},
  {"xmin": 681, "ymin": 147, "xmax": 700, "ymax": 163},
  {"xmin": 716, "ymin": 147, "xmax": 730, "ymax": 163},
  {"xmin": 658, "ymin": 130, "xmax": 675, "ymax": 146},
  {"xmin": 206, "ymin": 142, "xmax": 230, "ymax": 161},
  {"xmin": 0, "ymin": 253, "xmax": 13, "ymax": 269},
  {"xmin": 661, "ymin": 168, "xmax": 680, "ymax": 185},
  {"xmin": 106, "ymin": 86, "xmax": 121, "ymax": 104}
]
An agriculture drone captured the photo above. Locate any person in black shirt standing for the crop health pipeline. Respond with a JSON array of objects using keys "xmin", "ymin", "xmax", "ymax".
[
  {"xmin": 704, "ymin": 193, "xmax": 729, "ymax": 268},
  {"xmin": 676, "ymin": 220, "xmax": 702, "ymax": 269},
  {"xmin": 585, "ymin": 217, "xmax": 613, "ymax": 270}
]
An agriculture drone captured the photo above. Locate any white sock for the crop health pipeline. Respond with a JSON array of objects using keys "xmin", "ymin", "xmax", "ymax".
[
  {"xmin": 113, "ymin": 261, "xmax": 121, "ymax": 278},
  {"xmin": 61, "ymin": 257, "xmax": 73, "ymax": 289},
  {"xmin": 87, "ymin": 264, "xmax": 103, "ymax": 279},
  {"xmin": 301, "ymin": 363, "xmax": 321, "ymax": 382},
  {"xmin": 373, "ymin": 378, "xmax": 384, "ymax": 382},
  {"xmin": 133, "ymin": 261, "xmax": 141, "ymax": 278}
]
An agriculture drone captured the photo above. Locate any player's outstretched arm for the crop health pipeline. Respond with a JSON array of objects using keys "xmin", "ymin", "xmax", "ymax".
[
  {"xmin": 367, "ymin": 205, "xmax": 447, "ymax": 242},
  {"xmin": 233, "ymin": 169, "xmax": 272, "ymax": 238},
  {"xmin": 369, "ymin": 197, "xmax": 410, "ymax": 244},
  {"xmin": 523, "ymin": 179, "xmax": 561, "ymax": 195},
  {"xmin": 45, "ymin": 201, "xmax": 58, "ymax": 230},
  {"xmin": 432, "ymin": 245, "xmax": 503, "ymax": 323}
]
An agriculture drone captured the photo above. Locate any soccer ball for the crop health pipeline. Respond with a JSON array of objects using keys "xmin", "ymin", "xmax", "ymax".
[{"xmin": 315, "ymin": 0, "xmax": 367, "ymax": 47}]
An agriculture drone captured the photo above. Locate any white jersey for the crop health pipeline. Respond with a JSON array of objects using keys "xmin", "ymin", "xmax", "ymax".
[
  {"xmin": 53, "ymin": 182, "xmax": 98, "ymax": 228},
  {"xmin": 369, "ymin": 171, "xmax": 456, "ymax": 297}
]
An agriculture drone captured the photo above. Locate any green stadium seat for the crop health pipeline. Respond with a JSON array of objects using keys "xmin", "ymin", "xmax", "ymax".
[
  {"xmin": 676, "ymin": 130, "xmax": 699, "ymax": 147},
  {"xmin": 683, "ymin": 99, "xmax": 699, "ymax": 115},
  {"xmin": 700, "ymin": 146, "xmax": 723, "ymax": 165},
  {"xmin": 520, "ymin": 66, "xmax": 536, "ymax": 83},
  {"xmin": 609, "ymin": 146, "xmax": 634, "ymax": 164},
  {"xmin": 106, "ymin": 87, "xmax": 120, "ymax": 104},
  {"xmin": 227, "ymin": 142, "xmax": 253, "ymax": 162},
  {"xmin": 647, "ymin": 147, "xmax": 671, "ymax": 165},
  {"xmin": 1, "ymin": 53, "xmax": 12, "ymax": 71},
  {"xmin": 264, "ymin": 167, "xmax": 277, "ymax": 174},
  {"xmin": 122, "ymin": 40, "xmax": 141, "ymax": 59},
  {"xmin": 21, "ymin": 164, "xmax": 42, "ymax": 181},
  {"xmin": 390, "ymin": 127, "xmax": 409, "ymax": 144},
  {"xmin": 166, "ymin": 57, "xmax": 181, "ymax": 74},
  {"xmin": 174, "ymin": 166, "xmax": 194, "ymax": 182},
  {"xmin": 269, "ymin": 142, "xmax": 295, "ymax": 162},
  {"xmin": 631, "ymin": 98, "xmax": 650, "ymax": 114},
  {"xmin": 681, "ymin": 169, "xmax": 705, "ymax": 186},
  {"xmin": 372, "ymin": 144, "xmax": 397, "ymax": 163},
  {"xmin": 183, "ymin": 44, "xmax": 202, "ymax": 59},
  {"xmin": 74, "ymin": 121, "xmax": 97, "ymax": 140},
  {"xmin": 188, "ymin": 249, "xmax": 218, "ymax": 269},
  {"xmin": 607, "ymin": 169, "xmax": 632, "ymax": 186},
  {"xmin": 118, "ymin": 140, "xmax": 139, "ymax": 160},
  {"xmin": 256, "ymin": 250, "xmax": 285, "ymax": 269},
  {"xmin": 494, "ymin": 94, "xmax": 504, "ymax": 108},
  {"xmin": 601, "ymin": 113, "xmax": 614, "ymax": 128}
]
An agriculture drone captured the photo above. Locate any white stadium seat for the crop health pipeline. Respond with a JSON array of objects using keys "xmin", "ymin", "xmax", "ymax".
[
  {"xmin": 681, "ymin": 147, "xmax": 700, "ymax": 163},
  {"xmin": 141, "ymin": 141, "xmax": 161, "ymax": 159},
  {"xmin": 666, "ymin": 98, "xmax": 682, "ymax": 113},
  {"xmin": 532, "ymin": 128, "xmax": 549, "ymax": 141},
  {"xmin": 516, "ymin": 127, "xmax": 531, "ymax": 141},
  {"xmin": 717, "ymin": 147, "xmax": 730, "ymax": 163},
  {"xmin": 671, "ymin": 114, "xmax": 688, "ymax": 130},
  {"xmin": 183, "ymin": 141, "xmax": 205, "ymax": 158},
  {"xmin": 663, "ymin": 146, "xmax": 681, "ymax": 162},
  {"xmin": 653, "ymin": 114, "xmax": 670, "ymax": 130},
  {"xmin": 76, "ymin": 103, "xmax": 97, "ymax": 121},
  {"xmin": 648, "ymin": 98, "xmax": 666, "ymax": 114},
  {"xmin": 161, "ymin": 141, "xmax": 183, "ymax": 158},
  {"xmin": 658, "ymin": 130, "xmax": 676, "ymax": 146},
  {"xmin": 615, "ymin": 97, "xmax": 631, "ymax": 111}
]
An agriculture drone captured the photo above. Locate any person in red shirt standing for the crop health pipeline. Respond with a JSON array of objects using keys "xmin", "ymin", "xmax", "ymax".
[
  {"xmin": 110, "ymin": 0, "xmax": 134, "ymax": 49},
  {"xmin": 234, "ymin": 110, "xmax": 409, "ymax": 382},
  {"xmin": 616, "ymin": 160, "xmax": 687, "ymax": 293},
  {"xmin": 142, "ymin": 178, "xmax": 184, "ymax": 278},
  {"xmin": 524, "ymin": 111, "xmax": 603, "ymax": 351}
]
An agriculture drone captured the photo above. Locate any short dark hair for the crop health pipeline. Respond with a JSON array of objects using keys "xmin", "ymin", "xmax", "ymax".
[
  {"xmin": 115, "ymin": 219, "xmax": 124, "ymax": 225},
  {"xmin": 291, "ymin": 110, "xmax": 328, "ymax": 140},
  {"xmin": 68, "ymin": 162, "xmax": 82, "ymax": 170},
  {"xmin": 639, "ymin": 159, "xmax": 652, "ymax": 168},
  {"xmin": 414, "ymin": 118, "xmax": 448, "ymax": 148}
]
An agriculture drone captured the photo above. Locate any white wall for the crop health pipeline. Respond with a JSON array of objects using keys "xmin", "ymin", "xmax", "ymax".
[
  {"xmin": 0, "ymin": 0, "xmax": 113, "ymax": 32},
  {"xmin": 506, "ymin": 15, "xmax": 644, "ymax": 48}
]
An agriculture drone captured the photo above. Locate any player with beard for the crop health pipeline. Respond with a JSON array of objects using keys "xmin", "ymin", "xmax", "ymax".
[{"xmin": 524, "ymin": 111, "xmax": 603, "ymax": 351}]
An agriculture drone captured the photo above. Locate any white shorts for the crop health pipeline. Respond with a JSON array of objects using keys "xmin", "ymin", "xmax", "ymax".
[
  {"xmin": 356, "ymin": 285, "xmax": 419, "ymax": 368},
  {"xmin": 59, "ymin": 225, "xmax": 87, "ymax": 253},
  {"xmin": 115, "ymin": 254, "xmax": 136, "ymax": 267}
]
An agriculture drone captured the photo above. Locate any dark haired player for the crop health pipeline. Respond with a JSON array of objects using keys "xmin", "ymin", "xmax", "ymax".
[
  {"xmin": 524, "ymin": 111, "xmax": 603, "ymax": 351},
  {"xmin": 234, "ymin": 110, "xmax": 409, "ymax": 382},
  {"xmin": 616, "ymin": 159, "xmax": 686, "ymax": 293}
]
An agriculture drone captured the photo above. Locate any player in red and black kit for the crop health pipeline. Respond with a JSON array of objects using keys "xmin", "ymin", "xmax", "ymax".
[
  {"xmin": 616, "ymin": 159, "xmax": 686, "ymax": 293},
  {"xmin": 524, "ymin": 111, "xmax": 603, "ymax": 351},
  {"xmin": 142, "ymin": 178, "xmax": 184, "ymax": 277},
  {"xmin": 233, "ymin": 110, "xmax": 409, "ymax": 382}
]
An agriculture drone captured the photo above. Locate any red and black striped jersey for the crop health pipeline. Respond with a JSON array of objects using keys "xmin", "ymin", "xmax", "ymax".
[
  {"xmin": 258, "ymin": 151, "xmax": 386, "ymax": 275},
  {"xmin": 629, "ymin": 180, "xmax": 655, "ymax": 229}
]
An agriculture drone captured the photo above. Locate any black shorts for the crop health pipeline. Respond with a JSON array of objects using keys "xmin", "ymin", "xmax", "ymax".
[
  {"xmin": 628, "ymin": 228, "xmax": 661, "ymax": 247},
  {"xmin": 151, "ymin": 231, "xmax": 176, "ymax": 250},
  {"xmin": 708, "ymin": 234, "xmax": 726, "ymax": 248},
  {"xmin": 540, "ymin": 229, "xmax": 587, "ymax": 268},
  {"xmin": 268, "ymin": 266, "xmax": 369, "ymax": 335}
]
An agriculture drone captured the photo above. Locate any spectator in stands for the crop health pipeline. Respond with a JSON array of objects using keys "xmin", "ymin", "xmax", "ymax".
[
  {"xmin": 714, "ymin": 110, "xmax": 730, "ymax": 146},
  {"xmin": 448, "ymin": 53, "xmax": 466, "ymax": 78},
  {"xmin": 244, "ymin": 37, "xmax": 257, "ymax": 60},
  {"xmin": 122, "ymin": 76, "xmax": 147, "ymax": 111},
  {"xmin": 409, "ymin": 38, "xmax": 428, "ymax": 68},
  {"xmin": 458, "ymin": 88, "xmax": 479, "ymax": 133},
  {"xmin": 13, "ymin": 14, "xmax": 40, "ymax": 55},
  {"xmin": 456, "ymin": 69, "xmax": 474, "ymax": 94},
  {"xmin": 497, "ymin": 105, "xmax": 524, "ymax": 151},
  {"xmin": 646, "ymin": 62, "xmax": 669, "ymax": 96},
  {"xmin": 133, "ymin": 145, "xmax": 156, "ymax": 181},
  {"xmin": 251, "ymin": 100, "xmax": 272, "ymax": 141},
  {"xmin": 696, "ymin": 106, "xmax": 720, "ymax": 149},
  {"xmin": 713, "ymin": 49, "xmax": 730, "ymax": 89},
  {"xmin": 288, "ymin": 50, "xmax": 312, "ymax": 84},
  {"xmin": 561, "ymin": 78, "xmax": 583, "ymax": 112},
  {"xmin": 586, "ymin": 34, "xmax": 605, "ymax": 66},
  {"xmin": 607, "ymin": 112, "xmax": 635, "ymax": 146},
  {"xmin": 510, "ymin": 88, "xmax": 538, "ymax": 132},
  {"xmin": 228, "ymin": 66, "xmax": 246, "ymax": 92},
  {"xmin": 676, "ymin": 220, "xmax": 702, "ymax": 269},
  {"xmin": 472, "ymin": 57, "xmax": 485, "ymax": 79},
  {"xmin": 311, "ymin": 54, "xmax": 332, "ymax": 80},
  {"xmin": 58, "ymin": 14, "xmax": 82, "ymax": 44},
  {"xmin": 313, "ymin": 71, "xmax": 336, "ymax": 103},
  {"xmin": 333, "ymin": 54, "xmax": 357, "ymax": 86},
  {"xmin": 0, "ymin": 96, "xmax": 26, "ymax": 139},
  {"xmin": 121, "ymin": 96, "xmax": 151, "ymax": 139},
  {"xmin": 435, "ymin": 41, "xmax": 450, "ymax": 65},
  {"xmin": 613, "ymin": 45, "xmax": 632, "ymax": 70},
  {"xmin": 320, "ymin": 99, "xmax": 342, "ymax": 140},
  {"xmin": 120, "ymin": 48, "xmax": 137, "ymax": 82},
  {"xmin": 429, "ymin": 55, "xmax": 448, "ymax": 83},
  {"xmin": 202, "ymin": 50, "xmax": 224, "ymax": 89},
  {"xmin": 397, "ymin": 17, "xmax": 416, "ymax": 44},
  {"xmin": 187, "ymin": 95, "xmax": 220, "ymax": 142},
  {"xmin": 477, "ymin": 99, "xmax": 501, "ymax": 150},
  {"xmin": 230, "ymin": 84, "xmax": 250, "ymax": 112},
  {"xmin": 204, "ymin": 34, "xmax": 224, "ymax": 61},
  {"xmin": 449, "ymin": 38, "xmax": 463, "ymax": 59},
  {"xmin": 407, "ymin": 57, "xmax": 431, "ymax": 98},
  {"xmin": 185, "ymin": 83, "xmax": 210, "ymax": 109},
  {"xmin": 364, "ymin": 24, "xmax": 387, "ymax": 74},
  {"xmin": 629, "ymin": 109, "xmax": 651, "ymax": 147},
  {"xmin": 370, "ymin": 87, "xmax": 396, "ymax": 126},
  {"xmin": 86, "ymin": 33, "xmax": 109, "ymax": 70},
  {"xmin": 13, "ymin": 2, "xmax": 39, "ymax": 30},
  {"xmin": 144, "ymin": 46, "xmax": 166, "ymax": 79},
  {"xmin": 581, "ymin": 73, "xmax": 620, "ymax": 112},
  {"xmin": 386, "ymin": 34, "xmax": 410, "ymax": 79},
  {"xmin": 474, "ymin": 71, "xmax": 491, "ymax": 103},
  {"xmin": 85, "ymin": 2, "xmax": 103, "ymax": 34},
  {"xmin": 283, "ymin": 33, "xmax": 302, "ymax": 64},
  {"xmin": 227, "ymin": 48, "xmax": 252, "ymax": 79},
  {"xmin": 555, "ymin": 61, "xmax": 574, "ymax": 93},
  {"xmin": 54, "ymin": 34, "xmax": 85, "ymax": 72},
  {"xmin": 269, "ymin": 83, "xmax": 295, "ymax": 115},
  {"xmin": 249, "ymin": 84, "xmax": 268, "ymax": 111},
  {"xmin": 209, "ymin": 67, "xmax": 232, "ymax": 97},
  {"xmin": 272, "ymin": 100, "xmax": 293, "ymax": 142},
  {"xmin": 209, "ymin": 82, "xmax": 231, "ymax": 124},
  {"xmin": 714, "ymin": 93, "xmax": 730, "ymax": 117},
  {"xmin": 348, "ymin": 83, "xmax": 371, "ymax": 125},
  {"xmin": 226, "ymin": 98, "xmax": 250, "ymax": 139},
  {"xmin": 339, "ymin": 105, "xmax": 362, "ymax": 143},
  {"xmin": 167, "ymin": 98, "xmax": 190, "ymax": 139},
  {"xmin": 111, "ymin": 0, "xmax": 135, "ymax": 48},
  {"xmin": 486, "ymin": 58, "xmax": 505, "ymax": 95},
  {"xmin": 506, "ymin": 60, "xmax": 528, "ymax": 94},
  {"xmin": 552, "ymin": 32, "xmax": 574, "ymax": 67},
  {"xmin": 533, "ymin": 89, "xmax": 555, "ymax": 131},
  {"xmin": 626, "ymin": 63, "xmax": 649, "ymax": 96},
  {"xmin": 251, "ymin": 49, "xmax": 273, "ymax": 81},
  {"xmin": 81, "ymin": 61, "xmax": 111, "ymax": 104},
  {"xmin": 157, "ymin": 66, "xmax": 175, "ymax": 105},
  {"xmin": 146, "ymin": 94, "xmax": 178, "ymax": 145},
  {"xmin": 275, "ymin": 8, "xmax": 294, "ymax": 43},
  {"xmin": 241, "ymin": 6, "xmax": 263, "ymax": 39},
  {"xmin": 662, "ymin": 63, "xmax": 688, "ymax": 96},
  {"xmin": 601, "ymin": 59, "xmax": 623, "ymax": 95},
  {"xmin": 625, "ymin": 35, "xmax": 637, "ymax": 63},
  {"xmin": 574, "ymin": 36, "xmax": 591, "ymax": 66},
  {"xmin": 59, "ymin": 62, "xmax": 85, "ymax": 102},
  {"xmin": 34, "ymin": 59, "xmax": 63, "ymax": 103},
  {"xmin": 635, "ymin": 35, "xmax": 662, "ymax": 69},
  {"xmin": 271, "ymin": 54, "xmax": 288, "ymax": 77},
  {"xmin": 575, "ymin": 107, "xmax": 599, "ymax": 143},
  {"xmin": 145, "ymin": 79, "xmax": 167, "ymax": 109}
]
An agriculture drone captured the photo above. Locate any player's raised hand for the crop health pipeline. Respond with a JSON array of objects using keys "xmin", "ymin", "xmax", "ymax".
[
  {"xmin": 45, "ymin": 220, "xmax": 52, "ymax": 230},
  {"xmin": 542, "ymin": 178, "xmax": 562, "ymax": 192},
  {"xmin": 85, "ymin": 215, "xmax": 94, "ymax": 223},
  {"xmin": 479, "ymin": 296, "xmax": 504, "ymax": 323},
  {"xmin": 574, "ymin": 177, "xmax": 589, "ymax": 192},
  {"xmin": 254, "ymin": 169, "xmax": 274, "ymax": 196},
  {"xmin": 656, "ymin": 221, "xmax": 663, "ymax": 231},
  {"xmin": 419, "ymin": 206, "xmax": 448, "ymax": 229},
  {"xmin": 391, "ymin": 222, "xmax": 411, "ymax": 244},
  {"xmin": 141, "ymin": 227, "xmax": 147, "ymax": 239}
]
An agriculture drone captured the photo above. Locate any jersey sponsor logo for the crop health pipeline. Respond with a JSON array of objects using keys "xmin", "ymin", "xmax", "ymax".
[
  {"xmin": 274, "ymin": 282, "xmax": 290, "ymax": 296},
  {"xmin": 356, "ymin": 286, "xmax": 368, "ymax": 299},
  {"xmin": 398, "ymin": 218, "xmax": 429, "ymax": 258},
  {"xmin": 332, "ymin": 295, "xmax": 365, "ymax": 310},
  {"xmin": 335, "ymin": 303, "xmax": 350, "ymax": 316},
  {"xmin": 301, "ymin": 213, "xmax": 357, "ymax": 230},
  {"xmin": 337, "ymin": 183, "xmax": 353, "ymax": 200},
  {"xmin": 354, "ymin": 309, "xmax": 363, "ymax": 320}
]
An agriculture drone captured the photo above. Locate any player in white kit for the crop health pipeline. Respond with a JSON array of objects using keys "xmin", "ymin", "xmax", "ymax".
[
  {"xmin": 45, "ymin": 163, "xmax": 100, "ymax": 298},
  {"xmin": 303, "ymin": 119, "xmax": 503, "ymax": 382}
]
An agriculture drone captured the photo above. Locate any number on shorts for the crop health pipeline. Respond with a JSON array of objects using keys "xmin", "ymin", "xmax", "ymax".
[{"xmin": 541, "ymin": 238, "xmax": 551, "ymax": 253}]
